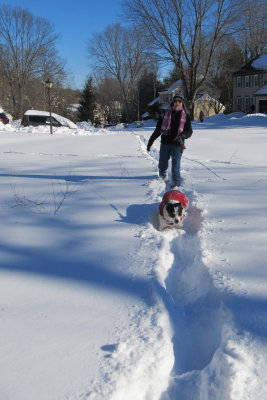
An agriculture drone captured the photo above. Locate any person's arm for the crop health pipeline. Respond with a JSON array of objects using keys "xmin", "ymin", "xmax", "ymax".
[
  {"xmin": 147, "ymin": 118, "xmax": 163, "ymax": 151},
  {"xmin": 183, "ymin": 114, "xmax": 193, "ymax": 139}
]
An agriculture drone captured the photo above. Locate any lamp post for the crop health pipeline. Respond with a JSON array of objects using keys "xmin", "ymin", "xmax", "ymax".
[{"xmin": 45, "ymin": 79, "xmax": 53, "ymax": 135}]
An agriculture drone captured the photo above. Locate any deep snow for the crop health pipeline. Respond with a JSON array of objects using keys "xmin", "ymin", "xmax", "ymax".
[{"xmin": 0, "ymin": 113, "xmax": 267, "ymax": 399}]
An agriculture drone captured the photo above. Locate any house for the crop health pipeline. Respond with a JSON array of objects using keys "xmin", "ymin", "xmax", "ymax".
[
  {"xmin": 146, "ymin": 80, "xmax": 224, "ymax": 120},
  {"xmin": 194, "ymin": 93, "xmax": 224, "ymax": 120},
  {"xmin": 233, "ymin": 54, "xmax": 267, "ymax": 114},
  {"xmin": 159, "ymin": 80, "xmax": 183, "ymax": 107}
]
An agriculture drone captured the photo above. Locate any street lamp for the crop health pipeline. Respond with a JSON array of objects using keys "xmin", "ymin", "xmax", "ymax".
[{"xmin": 45, "ymin": 79, "xmax": 53, "ymax": 135}]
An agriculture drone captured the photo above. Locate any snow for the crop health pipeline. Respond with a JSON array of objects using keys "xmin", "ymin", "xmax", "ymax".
[
  {"xmin": 148, "ymin": 96, "xmax": 160, "ymax": 106},
  {"xmin": 0, "ymin": 113, "xmax": 267, "ymax": 399},
  {"xmin": 167, "ymin": 80, "xmax": 183, "ymax": 91},
  {"xmin": 251, "ymin": 54, "xmax": 267, "ymax": 70},
  {"xmin": 256, "ymin": 84, "xmax": 267, "ymax": 95}
]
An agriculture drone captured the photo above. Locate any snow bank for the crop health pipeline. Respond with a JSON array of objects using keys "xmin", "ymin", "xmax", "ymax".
[{"xmin": 76, "ymin": 121, "xmax": 96, "ymax": 131}]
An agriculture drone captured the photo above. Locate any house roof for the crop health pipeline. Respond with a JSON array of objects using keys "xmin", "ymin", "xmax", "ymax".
[
  {"xmin": 195, "ymin": 93, "xmax": 224, "ymax": 107},
  {"xmin": 148, "ymin": 96, "xmax": 160, "ymax": 106},
  {"xmin": 148, "ymin": 80, "xmax": 224, "ymax": 108},
  {"xmin": 233, "ymin": 54, "xmax": 267, "ymax": 75},
  {"xmin": 195, "ymin": 93, "xmax": 212, "ymax": 101},
  {"xmin": 252, "ymin": 54, "xmax": 267, "ymax": 70},
  {"xmin": 148, "ymin": 91, "xmax": 224, "ymax": 108},
  {"xmin": 141, "ymin": 112, "xmax": 150, "ymax": 118},
  {"xmin": 159, "ymin": 80, "xmax": 183, "ymax": 94},
  {"xmin": 256, "ymin": 84, "xmax": 267, "ymax": 95}
]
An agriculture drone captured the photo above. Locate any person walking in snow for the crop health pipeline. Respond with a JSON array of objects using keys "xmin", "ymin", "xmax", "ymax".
[{"xmin": 147, "ymin": 93, "xmax": 193, "ymax": 188}]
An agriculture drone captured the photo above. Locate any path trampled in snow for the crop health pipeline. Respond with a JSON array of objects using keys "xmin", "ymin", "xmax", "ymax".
[{"xmin": 130, "ymin": 122, "xmax": 267, "ymax": 400}]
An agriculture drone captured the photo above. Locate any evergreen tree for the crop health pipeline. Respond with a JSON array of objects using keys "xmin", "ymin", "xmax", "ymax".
[
  {"xmin": 77, "ymin": 77, "xmax": 96, "ymax": 123},
  {"xmin": 162, "ymin": 66, "xmax": 182, "ymax": 88},
  {"xmin": 138, "ymin": 69, "xmax": 164, "ymax": 119},
  {"xmin": 213, "ymin": 41, "xmax": 245, "ymax": 112}
]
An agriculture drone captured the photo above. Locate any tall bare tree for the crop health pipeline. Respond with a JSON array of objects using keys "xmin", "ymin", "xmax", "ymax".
[
  {"xmin": 236, "ymin": 0, "xmax": 267, "ymax": 61},
  {"xmin": 124, "ymin": 0, "xmax": 239, "ymax": 117},
  {"xmin": 0, "ymin": 5, "xmax": 64, "ymax": 118},
  {"xmin": 88, "ymin": 23, "xmax": 155, "ymax": 121},
  {"xmin": 93, "ymin": 74, "xmax": 122, "ymax": 123}
]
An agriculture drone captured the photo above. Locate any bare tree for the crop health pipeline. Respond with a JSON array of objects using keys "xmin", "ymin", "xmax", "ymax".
[
  {"xmin": 0, "ymin": 5, "xmax": 64, "ymax": 118},
  {"xmin": 236, "ymin": 0, "xmax": 267, "ymax": 61},
  {"xmin": 123, "ymin": 0, "xmax": 239, "ymax": 117},
  {"xmin": 88, "ymin": 23, "xmax": 154, "ymax": 121},
  {"xmin": 93, "ymin": 74, "xmax": 122, "ymax": 123}
]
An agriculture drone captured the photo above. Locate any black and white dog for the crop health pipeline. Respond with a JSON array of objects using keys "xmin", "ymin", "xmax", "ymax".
[{"xmin": 159, "ymin": 190, "xmax": 189, "ymax": 231}]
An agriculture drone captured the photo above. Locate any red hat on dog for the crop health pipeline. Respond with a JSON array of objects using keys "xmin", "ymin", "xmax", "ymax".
[{"xmin": 159, "ymin": 190, "xmax": 189, "ymax": 217}]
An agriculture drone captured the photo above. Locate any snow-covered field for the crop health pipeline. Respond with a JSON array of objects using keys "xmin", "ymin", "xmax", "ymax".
[{"xmin": 0, "ymin": 113, "xmax": 266, "ymax": 399}]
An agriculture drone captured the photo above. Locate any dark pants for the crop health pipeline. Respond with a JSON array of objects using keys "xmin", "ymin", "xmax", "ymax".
[{"xmin": 158, "ymin": 143, "xmax": 182, "ymax": 185}]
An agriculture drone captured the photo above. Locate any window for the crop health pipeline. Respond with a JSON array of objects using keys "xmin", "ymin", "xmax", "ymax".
[
  {"xmin": 236, "ymin": 76, "xmax": 241, "ymax": 88},
  {"xmin": 235, "ymin": 97, "xmax": 243, "ymax": 111},
  {"xmin": 27, "ymin": 115, "xmax": 62, "ymax": 127},
  {"xmin": 160, "ymin": 93, "xmax": 172, "ymax": 104},
  {"xmin": 254, "ymin": 75, "xmax": 258, "ymax": 87},
  {"xmin": 51, "ymin": 117, "xmax": 62, "ymax": 126},
  {"xmin": 29, "ymin": 115, "xmax": 47, "ymax": 123},
  {"xmin": 245, "ymin": 75, "xmax": 250, "ymax": 88},
  {"xmin": 263, "ymin": 74, "xmax": 267, "ymax": 85},
  {"xmin": 244, "ymin": 97, "xmax": 250, "ymax": 113}
]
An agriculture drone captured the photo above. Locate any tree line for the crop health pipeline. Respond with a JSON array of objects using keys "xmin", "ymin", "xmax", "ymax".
[
  {"xmin": 0, "ymin": 1, "xmax": 266, "ymax": 122},
  {"xmin": 0, "ymin": 5, "xmax": 80, "ymax": 120},
  {"xmin": 84, "ymin": 0, "xmax": 266, "ymax": 122}
]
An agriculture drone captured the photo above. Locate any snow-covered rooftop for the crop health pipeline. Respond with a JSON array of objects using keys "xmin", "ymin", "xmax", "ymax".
[
  {"xmin": 195, "ymin": 93, "xmax": 224, "ymax": 108},
  {"xmin": 256, "ymin": 84, "xmax": 267, "ymax": 95},
  {"xmin": 252, "ymin": 54, "xmax": 267, "ymax": 70},
  {"xmin": 159, "ymin": 80, "xmax": 183, "ymax": 94},
  {"xmin": 148, "ymin": 96, "xmax": 159, "ymax": 106},
  {"xmin": 168, "ymin": 79, "xmax": 182, "ymax": 90}
]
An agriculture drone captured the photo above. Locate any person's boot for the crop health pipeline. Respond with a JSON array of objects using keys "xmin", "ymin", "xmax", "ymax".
[{"xmin": 159, "ymin": 173, "xmax": 169, "ymax": 183}]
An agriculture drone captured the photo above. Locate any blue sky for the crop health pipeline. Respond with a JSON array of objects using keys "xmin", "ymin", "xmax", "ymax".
[{"xmin": 1, "ymin": 0, "xmax": 123, "ymax": 89}]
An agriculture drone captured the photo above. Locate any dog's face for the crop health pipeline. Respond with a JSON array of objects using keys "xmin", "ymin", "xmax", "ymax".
[
  {"xmin": 158, "ymin": 190, "xmax": 189, "ymax": 231},
  {"xmin": 163, "ymin": 201, "xmax": 185, "ymax": 227}
]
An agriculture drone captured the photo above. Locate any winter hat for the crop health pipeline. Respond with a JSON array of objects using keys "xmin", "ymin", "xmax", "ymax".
[{"xmin": 173, "ymin": 93, "xmax": 184, "ymax": 101}]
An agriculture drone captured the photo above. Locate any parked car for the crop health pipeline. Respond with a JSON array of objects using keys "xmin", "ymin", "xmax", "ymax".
[
  {"xmin": 0, "ymin": 112, "xmax": 9, "ymax": 124},
  {"xmin": 21, "ymin": 110, "xmax": 76, "ymax": 129}
]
